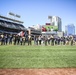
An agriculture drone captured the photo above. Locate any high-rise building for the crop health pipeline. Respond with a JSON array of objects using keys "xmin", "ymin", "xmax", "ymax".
[
  {"xmin": 65, "ymin": 24, "xmax": 75, "ymax": 36},
  {"xmin": 48, "ymin": 16, "xmax": 62, "ymax": 31}
]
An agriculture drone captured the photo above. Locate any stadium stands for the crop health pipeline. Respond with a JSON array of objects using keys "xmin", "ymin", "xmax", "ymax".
[
  {"xmin": 0, "ymin": 15, "xmax": 41, "ymax": 36},
  {"xmin": 0, "ymin": 18, "xmax": 27, "ymax": 34},
  {"xmin": 28, "ymin": 27, "xmax": 41, "ymax": 35}
]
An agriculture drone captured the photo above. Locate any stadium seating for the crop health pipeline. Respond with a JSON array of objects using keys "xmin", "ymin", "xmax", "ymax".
[{"xmin": 0, "ymin": 19, "xmax": 26, "ymax": 34}]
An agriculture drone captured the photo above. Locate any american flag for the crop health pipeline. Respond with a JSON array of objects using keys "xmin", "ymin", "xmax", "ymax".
[{"xmin": 18, "ymin": 31, "xmax": 25, "ymax": 37}]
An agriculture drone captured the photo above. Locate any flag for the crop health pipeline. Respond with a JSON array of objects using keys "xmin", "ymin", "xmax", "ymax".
[{"xmin": 18, "ymin": 31, "xmax": 24, "ymax": 37}]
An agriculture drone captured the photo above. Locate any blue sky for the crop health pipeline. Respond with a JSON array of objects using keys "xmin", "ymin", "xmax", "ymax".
[{"xmin": 0, "ymin": 0, "xmax": 76, "ymax": 33}]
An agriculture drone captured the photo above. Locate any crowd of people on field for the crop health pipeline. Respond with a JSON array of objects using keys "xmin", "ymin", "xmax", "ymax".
[
  {"xmin": 0, "ymin": 33, "xmax": 76, "ymax": 46},
  {"xmin": 34, "ymin": 35, "xmax": 75, "ymax": 46}
]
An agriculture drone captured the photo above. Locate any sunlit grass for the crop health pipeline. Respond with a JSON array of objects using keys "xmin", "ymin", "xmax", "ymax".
[{"xmin": 0, "ymin": 45, "xmax": 76, "ymax": 68}]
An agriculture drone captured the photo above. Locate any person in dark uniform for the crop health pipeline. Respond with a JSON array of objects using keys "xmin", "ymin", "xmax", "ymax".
[
  {"xmin": 58, "ymin": 37, "xmax": 60, "ymax": 45},
  {"xmin": 70, "ymin": 36, "xmax": 74, "ymax": 46},
  {"xmin": 51, "ymin": 35, "xmax": 54, "ymax": 46},
  {"xmin": 44, "ymin": 36, "xmax": 47, "ymax": 46},
  {"xmin": 54, "ymin": 37, "xmax": 58, "ymax": 45},
  {"xmin": 38, "ymin": 35, "xmax": 42, "ymax": 45},
  {"xmin": 20, "ymin": 36, "xmax": 23, "ymax": 45},
  {"xmin": 48, "ymin": 36, "xmax": 50, "ymax": 45},
  {"xmin": 9, "ymin": 34, "xmax": 13, "ymax": 45},
  {"xmin": 17, "ymin": 35, "xmax": 20, "ymax": 45},
  {"xmin": 5, "ymin": 34, "xmax": 8, "ymax": 45},
  {"xmin": 13, "ymin": 35, "xmax": 17, "ymax": 45},
  {"xmin": 34, "ymin": 35, "xmax": 38, "ymax": 45},
  {"xmin": 63, "ymin": 37, "xmax": 66, "ymax": 45}
]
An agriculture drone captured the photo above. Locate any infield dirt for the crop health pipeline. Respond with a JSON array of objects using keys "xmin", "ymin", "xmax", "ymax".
[{"xmin": 0, "ymin": 68, "xmax": 76, "ymax": 75}]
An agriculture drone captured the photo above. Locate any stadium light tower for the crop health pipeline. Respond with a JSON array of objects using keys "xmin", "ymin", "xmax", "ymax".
[
  {"xmin": 8, "ymin": 12, "xmax": 15, "ymax": 19},
  {"xmin": 15, "ymin": 14, "xmax": 21, "ymax": 18},
  {"xmin": 6, "ymin": 12, "xmax": 23, "ymax": 24},
  {"xmin": 8, "ymin": 12, "xmax": 21, "ymax": 20},
  {"xmin": 48, "ymin": 16, "xmax": 52, "ymax": 24},
  {"xmin": 9, "ymin": 12, "xmax": 15, "ymax": 16}
]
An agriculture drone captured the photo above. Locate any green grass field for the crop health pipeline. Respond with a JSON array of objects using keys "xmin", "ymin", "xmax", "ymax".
[{"xmin": 0, "ymin": 45, "xmax": 76, "ymax": 68}]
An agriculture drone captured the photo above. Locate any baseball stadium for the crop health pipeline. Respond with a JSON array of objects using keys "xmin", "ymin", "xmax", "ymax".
[
  {"xmin": 0, "ymin": 0, "xmax": 76, "ymax": 74},
  {"xmin": 0, "ymin": 14, "xmax": 76, "ymax": 75}
]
